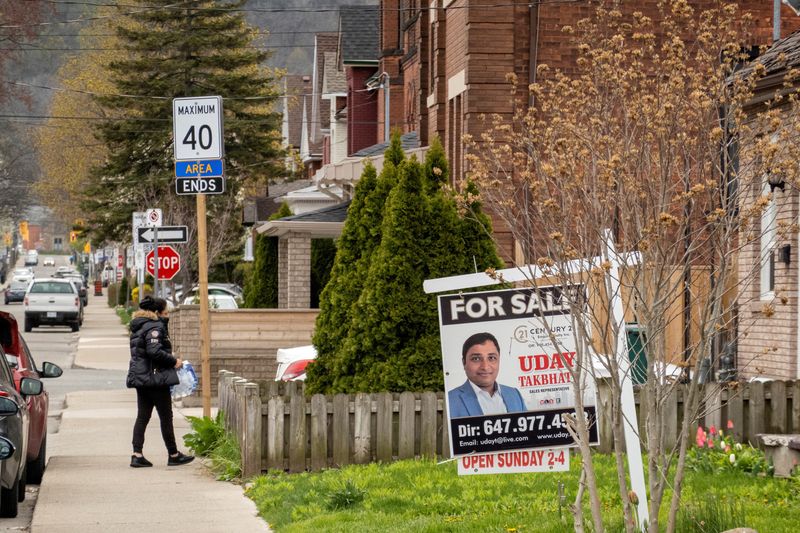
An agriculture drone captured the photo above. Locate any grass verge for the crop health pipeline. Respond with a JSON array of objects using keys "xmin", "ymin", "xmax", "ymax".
[
  {"xmin": 245, "ymin": 454, "xmax": 800, "ymax": 532},
  {"xmin": 115, "ymin": 306, "xmax": 133, "ymax": 326}
]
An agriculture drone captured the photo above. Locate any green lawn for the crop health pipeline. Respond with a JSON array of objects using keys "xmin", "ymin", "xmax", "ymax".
[{"xmin": 245, "ymin": 454, "xmax": 800, "ymax": 532}]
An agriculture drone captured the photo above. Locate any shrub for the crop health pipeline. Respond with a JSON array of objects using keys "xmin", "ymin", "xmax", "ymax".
[
  {"xmin": 130, "ymin": 284, "xmax": 152, "ymax": 302},
  {"xmin": 309, "ymin": 135, "xmax": 502, "ymax": 393},
  {"xmin": 325, "ymin": 480, "xmax": 366, "ymax": 510},
  {"xmin": 184, "ymin": 412, "xmax": 226, "ymax": 456},
  {"xmin": 106, "ymin": 283, "xmax": 118, "ymax": 308},
  {"xmin": 243, "ymin": 202, "xmax": 292, "ymax": 308},
  {"xmin": 183, "ymin": 412, "xmax": 242, "ymax": 480},
  {"xmin": 118, "ymin": 277, "xmax": 129, "ymax": 307}
]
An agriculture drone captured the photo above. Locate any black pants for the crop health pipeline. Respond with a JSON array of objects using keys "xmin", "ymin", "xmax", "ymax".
[{"xmin": 132, "ymin": 387, "xmax": 177, "ymax": 455}]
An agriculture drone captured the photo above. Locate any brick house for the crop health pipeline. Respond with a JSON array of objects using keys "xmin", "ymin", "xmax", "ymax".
[
  {"xmin": 376, "ymin": 0, "xmax": 800, "ymax": 264},
  {"xmin": 737, "ymin": 31, "xmax": 800, "ymax": 380}
]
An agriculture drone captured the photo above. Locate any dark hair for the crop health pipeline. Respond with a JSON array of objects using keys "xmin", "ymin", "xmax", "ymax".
[
  {"xmin": 139, "ymin": 295, "xmax": 167, "ymax": 313},
  {"xmin": 461, "ymin": 332, "xmax": 500, "ymax": 364}
]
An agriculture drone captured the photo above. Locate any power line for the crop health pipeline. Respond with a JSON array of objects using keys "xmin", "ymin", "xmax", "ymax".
[
  {"xmin": 0, "ymin": 114, "xmax": 413, "ymax": 126},
  {"xmin": 0, "ymin": 44, "xmax": 318, "ymax": 50},
  {"xmin": 2, "ymin": 80, "xmax": 377, "ymax": 100},
  {"xmin": 0, "ymin": 30, "xmax": 325, "ymax": 37},
  {"xmin": 2, "ymin": 0, "xmax": 581, "ymax": 29}
]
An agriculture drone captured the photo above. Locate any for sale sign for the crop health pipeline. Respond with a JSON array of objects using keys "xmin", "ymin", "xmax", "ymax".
[
  {"xmin": 439, "ymin": 285, "xmax": 599, "ymax": 458},
  {"xmin": 458, "ymin": 447, "xmax": 569, "ymax": 476}
]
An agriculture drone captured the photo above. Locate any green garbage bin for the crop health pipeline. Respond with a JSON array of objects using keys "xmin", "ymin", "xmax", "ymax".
[{"xmin": 626, "ymin": 324, "xmax": 648, "ymax": 385}]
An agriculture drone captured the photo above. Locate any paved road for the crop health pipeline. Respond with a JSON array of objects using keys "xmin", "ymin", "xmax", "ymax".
[{"xmin": 0, "ymin": 256, "xmax": 126, "ymax": 532}]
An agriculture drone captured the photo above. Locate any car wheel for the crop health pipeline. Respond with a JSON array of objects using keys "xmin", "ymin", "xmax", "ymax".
[
  {"xmin": 24, "ymin": 318, "xmax": 32, "ymax": 333},
  {"xmin": 0, "ymin": 475, "xmax": 19, "ymax": 517},
  {"xmin": 17, "ymin": 466, "xmax": 25, "ymax": 502},
  {"xmin": 71, "ymin": 322, "xmax": 80, "ymax": 332},
  {"xmin": 27, "ymin": 435, "xmax": 46, "ymax": 485}
]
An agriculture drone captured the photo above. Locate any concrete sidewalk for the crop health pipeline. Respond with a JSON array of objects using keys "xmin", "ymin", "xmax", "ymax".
[{"xmin": 31, "ymin": 293, "xmax": 271, "ymax": 533}]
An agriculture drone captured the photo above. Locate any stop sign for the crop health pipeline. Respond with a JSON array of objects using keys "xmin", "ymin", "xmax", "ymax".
[{"xmin": 145, "ymin": 245, "xmax": 181, "ymax": 280}]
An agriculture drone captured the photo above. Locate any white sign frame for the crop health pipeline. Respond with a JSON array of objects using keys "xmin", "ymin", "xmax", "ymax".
[
  {"xmin": 173, "ymin": 96, "xmax": 224, "ymax": 161},
  {"xmin": 132, "ymin": 212, "xmax": 146, "ymax": 247}
]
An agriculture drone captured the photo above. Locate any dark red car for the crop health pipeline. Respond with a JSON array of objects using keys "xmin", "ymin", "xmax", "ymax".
[{"xmin": 0, "ymin": 311, "xmax": 62, "ymax": 484}]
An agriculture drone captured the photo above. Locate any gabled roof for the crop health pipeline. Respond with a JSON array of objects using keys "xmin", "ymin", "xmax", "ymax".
[
  {"xmin": 312, "ymin": 33, "xmax": 339, "ymax": 141},
  {"xmin": 282, "ymin": 74, "xmax": 312, "ymax": 149},
  {"xmin": 738, "ymin": 31, "xmax": 800, "ymax": 79},
  {"xmin": 322, "ymin": 51, "xmax": 347, "ymax": 96},
  {"xmin": 243, "ymin": 180, "xmax": 313, "ymax": 225},
  {"xmin": 339, "ymin": 5, "xmax": 379, "ymax": 65},
  {"xmin": 279, "ymin": 201, "xmax": 351, "ymax": 223},
  {"xmin": 352, "ymin": 131, "xmax": 420, "ymax": 157}
]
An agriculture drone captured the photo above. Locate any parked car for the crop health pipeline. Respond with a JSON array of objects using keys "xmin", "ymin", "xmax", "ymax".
[
  {"xmin": 0, "ymin": 311, "xmax": 61, "ymax": 485},
  {"xmin": 100, "ymin": 265, "xmax": 115, "ymax": 287},
  {"xmin": 11, "ymin": 269, "xmax": 33, "ymax": 280},
  {"xmin": 55, "ymin": 266, "xmax": 75, "ymax": 275},
  {"xmin": 181, "ymin": 284, "xmax": 243, "ymax": 305},
  {"xmin": 0, "ymin": 350, "xmax": 43, "ymax": 517},
  {"xmin": 23, "ymin": 251, "xmax": 38, "ymax": 267},
  {"xmin": 41, "ymin": 257, "xmax": 55, "ymax": 267},
  {"xmin": 4, "ymin": 279, "xmax": 30, "ymax": 305},
  {"xmin": 275, "ymin": 345, "xmax": 317, "ymax": 381},
  {"xmin": 23, "ymin": 278, "xmax": 82, "ymax": 332}
]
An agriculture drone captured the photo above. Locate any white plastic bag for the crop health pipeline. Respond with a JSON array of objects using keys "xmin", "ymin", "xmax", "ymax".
[{"xmin": 171, "ymin": 361, "xmax": 198, "ymax": 399}]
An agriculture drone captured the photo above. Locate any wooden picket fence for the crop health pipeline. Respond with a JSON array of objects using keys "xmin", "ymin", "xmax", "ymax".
[{"xmin": 217, "ymin": 370, "xmax": 800, "ymax": 478}]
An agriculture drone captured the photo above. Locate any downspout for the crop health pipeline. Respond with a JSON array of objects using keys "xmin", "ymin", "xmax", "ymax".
[
  {"xmin": 528, "ymin": 1, "xmax": 540, "ymax": 108},
  {"xmin": 794, "ymin": 196, "xmax": 800, "ymax": 378}
]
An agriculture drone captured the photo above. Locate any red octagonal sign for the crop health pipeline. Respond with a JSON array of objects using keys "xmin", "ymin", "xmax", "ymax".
[{"xmin": 146, "ymin": 245, "xmax": 181, "ymax": 280}]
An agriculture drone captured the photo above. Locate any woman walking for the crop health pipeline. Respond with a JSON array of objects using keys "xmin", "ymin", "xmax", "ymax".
[{"xmin": 127, "ymin": 296, "xmax": 194, "ymax": 467}]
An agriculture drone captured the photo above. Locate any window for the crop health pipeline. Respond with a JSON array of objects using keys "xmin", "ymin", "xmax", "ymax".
[
  {"xmin": 449, "ymin": 94, "xmax": 464, "ymax": 182},
  {"xmin": 22, "ymin": 339, "xmax": 39, "ymax": 374},
  {"xmin": 0, "ymin": 349, "xmax": 15, "ymax": 386},
  {"xmin": 30, "ymin": 281, "xmax": 75, "ymax": 294},
  {"xmin": 760, "ymin": 175, "xmax": 776, "ymax": 299},
  {"xmin": 401, "ymin": 0, "xmax": 419, "ymax": 27}
]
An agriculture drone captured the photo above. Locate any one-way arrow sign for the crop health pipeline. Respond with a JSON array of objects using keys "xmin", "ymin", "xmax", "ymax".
[{"xmin": 137, "ymin": 225, "xmax": 188, "ymax": 244}]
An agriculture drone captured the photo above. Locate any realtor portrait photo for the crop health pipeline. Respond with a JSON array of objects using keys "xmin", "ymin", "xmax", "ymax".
[{"xmin": 447, "ymin": 332, "xmax": 526, "ymax": 418}]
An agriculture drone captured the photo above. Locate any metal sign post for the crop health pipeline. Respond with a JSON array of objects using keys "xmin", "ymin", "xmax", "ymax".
[
  {"xmin": 173, "ymin": 95, "xmax": 223, "ymax": 419},
  {"xmin": 153, "ymin": 227, "xmax": 159, "ymax": 298}
]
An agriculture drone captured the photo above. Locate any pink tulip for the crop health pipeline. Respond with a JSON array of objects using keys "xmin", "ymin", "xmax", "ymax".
[
  {"xmin": 707, "ymin": 439, "xmax": 714, "ymax": 448},
  {"xmin": 727, "ymin": 420, "xmax": 734, "ymax": 429},
  {"xmin": 696, "ymin": 426, "xmax": 707, "ymax": 447},
  {"xmin": 709, "ymin": 425, "xmax": 717, "ymax": 435}
]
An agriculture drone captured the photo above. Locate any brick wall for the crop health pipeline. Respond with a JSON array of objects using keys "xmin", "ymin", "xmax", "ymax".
[
  {"xmin": 286, "ymin": 233, "xmax": 311, "ymax": 308},
  {"xmin": 278, "ymin": 238, "xmax": 288, "ymax": 308},
  {"xmin": 170, "ymin": 306, "xmax": 319, "ymax": 401},
  {"xmin": 737, "ymin": 169, "xmax": 799, "ymax": 380},
  {"xmin": 347, "ymin": 67, "xmax": 379, "ymax": 155}
]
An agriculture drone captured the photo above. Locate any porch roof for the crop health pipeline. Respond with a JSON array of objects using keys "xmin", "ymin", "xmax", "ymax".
[{"xmin": 255, "ymin": 201, "xmax": 350, "ymax": 238}]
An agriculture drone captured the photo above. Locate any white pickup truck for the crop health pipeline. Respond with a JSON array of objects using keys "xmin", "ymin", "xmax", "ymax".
[{"xmin": 23, "ymin": 278, "xmax": 82, "ymax": 332}]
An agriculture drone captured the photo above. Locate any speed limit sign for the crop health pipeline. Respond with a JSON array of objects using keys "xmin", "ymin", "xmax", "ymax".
[{"xmin": 172, "ymin": 96, "xmax": 223, "ymax": 161}]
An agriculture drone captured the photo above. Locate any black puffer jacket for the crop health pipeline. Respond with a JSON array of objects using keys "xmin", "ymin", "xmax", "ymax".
[{"xmin": 126, "ymin": 310, "xmax": 178, "ymax": 388}]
